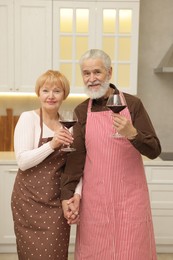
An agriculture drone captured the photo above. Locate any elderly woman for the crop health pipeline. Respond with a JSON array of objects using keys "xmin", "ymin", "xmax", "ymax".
[{"xmin": 11, "ymin": 70, "xmax": 80, "ymax": 260}]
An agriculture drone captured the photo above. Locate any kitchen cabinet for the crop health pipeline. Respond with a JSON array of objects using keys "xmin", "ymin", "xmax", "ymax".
[
  {"xmin": 53, "ymin": 0, "xmax": 140, "ymax": 94},
  {"xmin": 0, "ymin": 0, "xmax": 139, "ymax": 94},
  {"xmin": 0, "ymin": 0, "xmax": 52, "ymax": 92},
  {"xmin": 145, "ymin": 165, "xmax": 173, "ymax": 253},
  {"xmin": 0, "ymin": 164, "xmax": 17, "ymax": 253}
]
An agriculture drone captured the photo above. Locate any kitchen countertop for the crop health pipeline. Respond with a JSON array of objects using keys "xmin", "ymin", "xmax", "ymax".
[
  {"xmin": 0, "ymin": 152, "xmax": 16, "ymax": 164},
  {"xmin": 1, "ymin": 152, "xmax": 173, "ymax": 166},
  {"xmin": 142, "ymin": 155, "xmax": 173, "ymax": 166}
]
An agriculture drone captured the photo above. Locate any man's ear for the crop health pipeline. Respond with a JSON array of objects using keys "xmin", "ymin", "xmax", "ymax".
[{"xmin": 108, "ymin": 67, "xmax": 112, "ymax": 80}]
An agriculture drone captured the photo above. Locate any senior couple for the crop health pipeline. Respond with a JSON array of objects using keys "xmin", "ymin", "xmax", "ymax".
[{"xmin": 12, "ymin": 49, "xmax": 161, "ymax": 260}]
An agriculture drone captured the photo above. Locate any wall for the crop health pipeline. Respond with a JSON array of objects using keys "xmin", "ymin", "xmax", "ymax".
[
  {"xmin": 137, "ymin": 0, "xmax": 173, "ymax": 152},
  {"xmin": 1, "ymin": 0, "xmax": 173, "ymax": 152},
  {"xmin": 0, "ymin": 95, "xmax": 86, "ymax": 115}
]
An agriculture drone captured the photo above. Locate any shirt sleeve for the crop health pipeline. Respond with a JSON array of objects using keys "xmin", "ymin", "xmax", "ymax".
[
  {"xmin": 127, "ymin": 96, "xmax": 161, "ymax": 159},
  {"xmin": 60, "ymin": 103, "xmax": 87, "ymax": 200},
  {"xmin": 74, "ymin": 177, "xmax": 82, "ymax": 196},
  {"xmin": 14, "ymin": 111, "xmax": 54, "ymax": 171}
]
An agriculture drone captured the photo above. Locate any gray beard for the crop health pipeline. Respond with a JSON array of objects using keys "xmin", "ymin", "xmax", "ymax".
[{"xmin": 84, "ymin": 81, "xmax": 110, "ymax": 99}]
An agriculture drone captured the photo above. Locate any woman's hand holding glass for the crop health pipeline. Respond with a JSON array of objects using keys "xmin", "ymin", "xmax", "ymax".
[
  {"xmin": 59, "ymin": 110, "xmax": 78, "ymax": 152},
  {"xmin": 50, "ymin": 127, "xmax": 74, "ymax": 150}
]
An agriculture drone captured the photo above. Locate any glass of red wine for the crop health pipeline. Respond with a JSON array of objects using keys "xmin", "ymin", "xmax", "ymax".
[
  {"xmin": 106, "ymin": 93, "xmax": 127, "ymax": 138},
  {"xmin": 59, "ymin": 110, "xmax": 78, "ymax": 152}
]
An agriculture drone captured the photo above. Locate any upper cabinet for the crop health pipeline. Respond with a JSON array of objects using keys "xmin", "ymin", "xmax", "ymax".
[
  {"xmin": 0, "ymin": 0, "xmax": 140, "ymax": 94},
  {"xmin": 0, "ymin": 0, "xmax": 52, "ymax": 92},
  {"xmin": 53, "ymin": 0, "xmax": 140, "ymax": 94},
  {"xmin": 0, "ymin": 0, "xmax": 13, "ymax": 91}
]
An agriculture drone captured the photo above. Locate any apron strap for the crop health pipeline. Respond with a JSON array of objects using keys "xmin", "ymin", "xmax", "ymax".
[{"xmin": 38, "ymin": 108, "xmax": 43, "ymax": 147}]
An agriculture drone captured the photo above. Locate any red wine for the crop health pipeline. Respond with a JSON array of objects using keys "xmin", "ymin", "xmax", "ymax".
[
  {"xmin": 107, "ymin": 105, "xmax": 126, "ymax": 113},
  {"xmin": 59, "ymin": 120, "xmax": 77, "ymax": 129}
]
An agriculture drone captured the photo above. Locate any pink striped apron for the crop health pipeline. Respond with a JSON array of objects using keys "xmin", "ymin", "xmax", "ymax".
[{"xmin": 75, "ymin": 94, "xmax": 157, "ymax": 260}]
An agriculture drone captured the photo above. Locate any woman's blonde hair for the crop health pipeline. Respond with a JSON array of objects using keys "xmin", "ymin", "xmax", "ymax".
[{"xmin": 35, "ymin": 70, "xmax": 70, "ymax": 99}]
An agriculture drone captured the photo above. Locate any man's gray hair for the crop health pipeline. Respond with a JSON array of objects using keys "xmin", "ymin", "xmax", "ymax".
[{"xmin": 79, "ymin": 49, "xmax": 111, "ymax": 70}]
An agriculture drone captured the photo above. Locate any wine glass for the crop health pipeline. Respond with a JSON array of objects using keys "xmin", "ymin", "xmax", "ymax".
[
  {"xmin": 106, "ymin": 93, "xmax": 127, "ymax": 138},
  {"xmin": 59, "ymin": 110, "xmax": 78, "ymax": 152}
]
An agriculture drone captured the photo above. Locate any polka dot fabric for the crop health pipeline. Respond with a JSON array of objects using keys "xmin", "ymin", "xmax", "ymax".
[{"xmin": 11, "ymin": 138, "xmax": 70, "ymax": 260}]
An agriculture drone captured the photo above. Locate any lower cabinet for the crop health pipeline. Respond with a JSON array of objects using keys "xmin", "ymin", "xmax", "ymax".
[
  {"xmin": 145, "ymin": 165, "xmax": 173, "ymax": 253},
  {"xmin": 0, "ymin": 164, "xmax": 17, "ymax": 253},
  {"xmin": 0, "ymin": 163, "xmax": 173, "ymax": 253},
  {"xmin": 69, "ymin": 225, "xmax": 76, "ymax": 253}
]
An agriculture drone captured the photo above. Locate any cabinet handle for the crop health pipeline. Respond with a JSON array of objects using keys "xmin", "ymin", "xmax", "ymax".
[{"xmin": 8, "ymin": 169, "xmax": 18, "ymax": 174}]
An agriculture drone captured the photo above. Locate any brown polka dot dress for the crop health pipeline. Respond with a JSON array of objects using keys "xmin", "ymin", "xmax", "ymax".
[{"xmin": 11, "ymin": 113, "xmax": 70, "ymax": 260}]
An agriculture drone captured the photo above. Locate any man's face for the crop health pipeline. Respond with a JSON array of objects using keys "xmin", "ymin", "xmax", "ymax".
[{"xmin": 81, "ymin": 58, "xmax": 112, "ymax": 99}]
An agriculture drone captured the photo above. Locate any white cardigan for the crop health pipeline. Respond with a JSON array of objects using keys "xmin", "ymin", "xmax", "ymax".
[{"xmin": 14, "ymin": 110, "xmax": 82, "ymax": 195}]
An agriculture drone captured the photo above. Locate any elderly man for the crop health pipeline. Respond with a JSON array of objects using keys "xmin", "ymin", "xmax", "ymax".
[{"xmin": 61, "ymin": 49, "xmax": 161, "ymax": 260}]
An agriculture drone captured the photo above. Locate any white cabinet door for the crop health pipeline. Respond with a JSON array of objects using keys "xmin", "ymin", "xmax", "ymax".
[
  {"xmin": 14, "ymin": 0, "xmax": 52, "ymax": 92},
  {"xmin": 0, "ymin": 0, "xmax": 14, "ymax": 91},
  {"xmin": 69, "ymin": 224, "xmax": 76, "ymax": 253},
  {"xmin": 53, "ymin": 0, "xmax": 140, "ymax": 94},
  {"xmin": 0, "ymin": 165, "xmax": 18, "ymax": 253},
  {"xmin": 0, "ymin": 0, "xmax": 52, "ymax": 93},
  {"xmin": 145, "ymin": 166, "xmax": 173, "ymax": 253}
]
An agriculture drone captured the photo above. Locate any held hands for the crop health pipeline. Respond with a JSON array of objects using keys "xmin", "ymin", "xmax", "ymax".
[
  {"xmin": 62, "ymin": 194, "xmax": 81, "ymax": 225},
  {"xmin": 112, "ymin": 113, "xmax": 137, "ymax": 140},
  {"xmin": 50, "ymin": 126, "xmax": 74, "ymax": 150}
]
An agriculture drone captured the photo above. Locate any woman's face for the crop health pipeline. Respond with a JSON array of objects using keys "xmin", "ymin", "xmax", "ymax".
[{"xmin": 39, "ymin": 79, "xmax": 65, "ymax": 112}]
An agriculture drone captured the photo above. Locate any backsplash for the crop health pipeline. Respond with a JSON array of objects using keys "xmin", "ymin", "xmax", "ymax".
[
  {"xmin": 0, "ymin": 95, "xmax": 86, "ymax": 151},
  {"xmin": 0, "ymin": 108, "xmax": 19, "ymax": 151}
]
